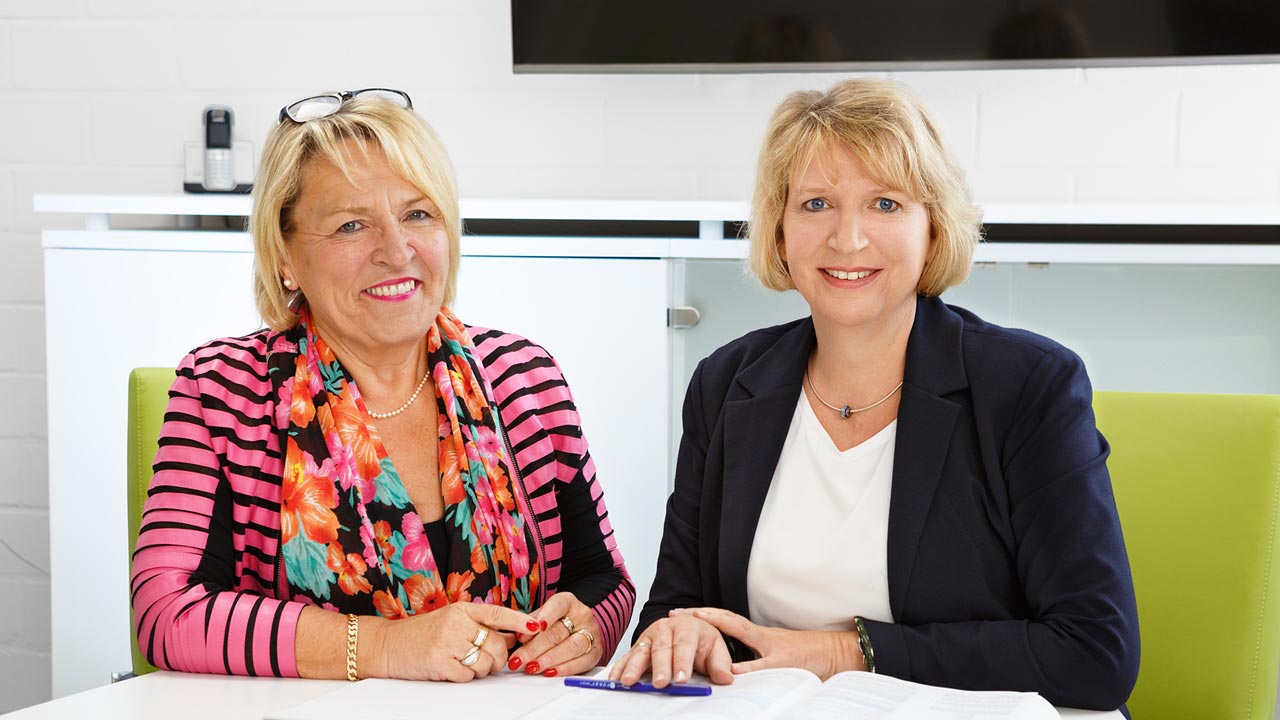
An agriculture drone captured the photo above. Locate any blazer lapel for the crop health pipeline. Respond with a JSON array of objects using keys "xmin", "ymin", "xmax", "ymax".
[
  {"xmin": 886, "ymin": 297, "xmax": 968, "ymax": 617},
  {"xmin": 718, "ymin": 320, "xmax": 815, "ymax": 618}
]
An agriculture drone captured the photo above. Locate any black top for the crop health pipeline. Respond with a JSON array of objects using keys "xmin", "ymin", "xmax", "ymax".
[{"xmin": 422, "ymin": 518, "xmax": 450, "ymax": 570}]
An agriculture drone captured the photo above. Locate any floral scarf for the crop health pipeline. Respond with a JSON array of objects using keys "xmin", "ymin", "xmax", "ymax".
[{"xmin": 276, "ymin": 306, "xmax": 537, "ymax": 617}]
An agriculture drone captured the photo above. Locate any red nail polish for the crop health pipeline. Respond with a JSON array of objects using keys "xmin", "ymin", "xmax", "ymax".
[
  {"xmin": 526, "ymin": 661, "xmax": 541, "ymax": 675},
  {"xmin": 543, "ymin": 667, "xmax": 558, "ymax": 678},
  {"xmin": 526, "ymin": 620, "xmax": 541, "ymax": 632},
  {"xmin": 508, "ymin": 656, "xmax": 522, "ymax": 671},
  {"xmin": 540, "ymin": 619, "xmax": 548, "ymax": 631}
]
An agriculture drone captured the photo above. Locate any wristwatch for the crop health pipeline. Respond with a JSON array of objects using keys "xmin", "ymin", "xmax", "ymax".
[{"xmin": 853, "ymin": 616, "xmax": 876, "ymax": 674}]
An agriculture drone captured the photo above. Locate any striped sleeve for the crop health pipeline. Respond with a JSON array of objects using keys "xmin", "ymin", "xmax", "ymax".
[
  {"xmin": 129, "ymin": 336, "xmax": 305, "ymax": 677},
  {"xmin": 472, "ymin": 329, "xmax": 636, "ymax": 661},
  {"xmin": 560, "ymin": 448, "xmax": 638, "ymax": 661}
]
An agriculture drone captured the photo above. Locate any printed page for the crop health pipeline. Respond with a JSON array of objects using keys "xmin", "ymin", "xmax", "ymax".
[
  {"xmin": 775, "ymin": 672, "xmax": 1059, "ymax": 720},
  {"xmin": 519, "ymin": 668, "xmax": 821, "ymax": 720}
]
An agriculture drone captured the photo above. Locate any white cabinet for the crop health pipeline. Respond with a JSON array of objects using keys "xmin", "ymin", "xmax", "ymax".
[{"xmin": 45, "ymin": 241, "xmax": 262, "ymax": 697}]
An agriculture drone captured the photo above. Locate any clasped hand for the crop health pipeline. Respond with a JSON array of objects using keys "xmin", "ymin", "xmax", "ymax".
[
  {"xmin": 369, "ymin": 591, "xmax": 601, "ymax": 682},
  {"xmin": 608, "ymin": 607, "xmax": 861, "ymax": 688},
  {"xmin": 508, "ymin": 590, "xmax": 604, "ymax": 678}
]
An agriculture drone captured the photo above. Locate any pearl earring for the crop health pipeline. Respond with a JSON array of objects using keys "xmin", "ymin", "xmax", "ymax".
[{"xmin": 283, "ymin": 278, "xmax": 295, "ymax": 289}]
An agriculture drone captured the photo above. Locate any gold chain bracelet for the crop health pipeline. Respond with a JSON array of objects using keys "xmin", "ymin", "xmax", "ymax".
[{"xmin": 346, "ymin": 614, "xmax": 360, "ymax": 681}]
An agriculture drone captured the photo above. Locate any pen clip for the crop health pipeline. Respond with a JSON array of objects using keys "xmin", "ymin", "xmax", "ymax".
[
  {"xmin": 633, "ymin": 681, "xmax": 713, "ymax": 696},
  {"xmin": 562, "ymin": 678, "xmax": 712, "ymax": 696}
]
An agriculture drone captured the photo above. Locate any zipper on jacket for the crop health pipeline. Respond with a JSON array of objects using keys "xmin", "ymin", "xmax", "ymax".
[
  {"xmin": 269, "ymin": 335, "xmax": 291, "ymax": 603},
  {"xmin": 495, "ymin": 407, "xmax": 546, "ymax": 608},
  {"xmin": 274, "ymin": 535, "xmax": 286, "ymax": 599}
]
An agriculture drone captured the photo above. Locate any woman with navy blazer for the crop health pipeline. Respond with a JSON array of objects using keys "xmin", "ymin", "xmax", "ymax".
[{"xmin": 612, "ymin": 79, "xmax": 1139, "ymax": 712}]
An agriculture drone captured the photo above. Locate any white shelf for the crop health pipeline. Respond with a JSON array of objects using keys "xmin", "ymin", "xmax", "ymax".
[
  {"xmin": 983, "ymin": 203, "xmax": 1280, "ymax": 225},
  {"xmin": 42, "ymin": 230, "xmax": 253, "ymax": 253},
  {"xmin": 971, "ymin": 242, "xmax": 1280, "ymax": 265},
  {"xmin": 39, "ymin": 231, "xmax": 712, "ymax": 259},
  {"xmin": 40, "ymin": 231, "xmax": 1280, "ymax": 265},
  {"xmin": 34, "ymin": 193, "xmax": 254, "ymax": 217},
  {"xmin": 32, "ymin": 194, "xmax": 751, "ymax": 223},
  {"xmin": 32, "ymin": 194, "xmax": 1280, "ymax": 265},
  {"xmin": 35, "ymin": 193, "xmax": 1280, "ymax": 225}
]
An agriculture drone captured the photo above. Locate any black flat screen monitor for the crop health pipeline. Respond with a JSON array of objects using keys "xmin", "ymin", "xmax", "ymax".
[{"xmin": 512, "ymin": 1, "xmax": 1280, "ymax": 72}]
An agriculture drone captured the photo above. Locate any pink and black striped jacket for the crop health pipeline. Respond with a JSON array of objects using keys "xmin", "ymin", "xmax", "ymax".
[{"xmin": 130, "ymin": 325, "xmax": 635, "ymax": 676}]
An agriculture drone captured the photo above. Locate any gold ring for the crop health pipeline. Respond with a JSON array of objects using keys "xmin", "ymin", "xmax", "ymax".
[
  {"xmin": 635, "ymin": 640, "xmax": 651, "ymax": 651},
  {"xmin": 459, "ymin": 646, "xmax": 481, "ymax": 667},
  {"xmin": 572, "ymin": 627, "xmax": 596, "ymax": 653},
  {"xmin": 472, "ymin": 626, "xmax": 490, "ymax": 648},
  {"xmin": 558, "ymin": 616, "xmax": 575, "ymax": 633}
]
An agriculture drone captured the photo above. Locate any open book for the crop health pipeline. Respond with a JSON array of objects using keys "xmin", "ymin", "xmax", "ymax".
[{"xmin": 521, "ymin": 668, "xmax": 1060, "ymax": 720}]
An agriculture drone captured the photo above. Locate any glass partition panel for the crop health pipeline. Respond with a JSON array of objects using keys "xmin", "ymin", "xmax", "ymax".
[{"xmin": 671, "ymin": 260, "xmax": 1280, "ymax": 481}]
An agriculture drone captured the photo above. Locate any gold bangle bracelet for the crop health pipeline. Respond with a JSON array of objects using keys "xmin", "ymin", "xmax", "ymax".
[{"xmin": 346, "ymin": 614, "xmax": 360, "ymax": 681}]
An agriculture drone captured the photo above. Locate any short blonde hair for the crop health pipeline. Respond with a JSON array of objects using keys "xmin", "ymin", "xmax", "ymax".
[
  {"xmin": 748, "ymin": 78, "xmax": 982, "ymax": 296},
  {"xmin": 251, "ymin": 97, "xmax": 461, "ymax": 331}
]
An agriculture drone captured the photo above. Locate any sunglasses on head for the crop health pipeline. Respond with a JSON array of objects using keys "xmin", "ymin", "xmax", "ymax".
[{"xmin": 277, "ymin": 88, "xmax": 413, "ymax": 124}]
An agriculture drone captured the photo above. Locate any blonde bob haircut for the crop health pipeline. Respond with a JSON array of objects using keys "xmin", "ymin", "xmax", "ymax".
[
  {"xmin": 748, "ymin": 79, "xmax": 983, "ymax": 296},
  {"xmin": 251, "ymin": 97, "xmax": 461, "ymax": 331}
]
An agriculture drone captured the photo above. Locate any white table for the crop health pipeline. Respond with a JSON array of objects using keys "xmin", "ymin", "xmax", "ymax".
[{"xmin": 3, "ymin": 670, "xmax": 1123, "ymax": 719}]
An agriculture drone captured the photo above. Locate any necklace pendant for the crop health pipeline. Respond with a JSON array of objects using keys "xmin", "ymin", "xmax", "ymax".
[{"xmin": 805, "ymin": 369, "xmax": 904, "ymax": 420}]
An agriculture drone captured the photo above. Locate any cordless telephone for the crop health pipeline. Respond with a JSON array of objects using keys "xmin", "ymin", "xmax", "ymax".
[
  {"xmin": 202, "ymin": 106, "xmax": 235, "ymax": 192},
  {"xmin": 184, "ymin": 105, "xmax": 251, "ymax": 194}
]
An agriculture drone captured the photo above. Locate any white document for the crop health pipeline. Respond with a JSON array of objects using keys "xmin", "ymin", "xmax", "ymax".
[
  {"xmin": 520, "ymin": 669, "xmax": 1059, "ymax": 720},
  {"xmin": 777, "ymin": 671, "xmax": 1059, "ymax": 720}
]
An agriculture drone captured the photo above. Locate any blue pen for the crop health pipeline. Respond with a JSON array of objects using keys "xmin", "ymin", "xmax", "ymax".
[{"xmin": 564, "ymin": 677, "xmax": 713, "ymax": 696}]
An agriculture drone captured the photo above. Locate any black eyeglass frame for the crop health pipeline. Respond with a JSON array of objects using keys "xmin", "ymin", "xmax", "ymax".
[{"xmin": 277, "ymin": 88, "xmax": 414, "ymax": 124}]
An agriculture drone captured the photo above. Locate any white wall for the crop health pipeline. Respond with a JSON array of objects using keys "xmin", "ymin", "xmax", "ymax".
[{"xmin": 3, "ymin": 0, "xmax": 1279, "ymax": 712}]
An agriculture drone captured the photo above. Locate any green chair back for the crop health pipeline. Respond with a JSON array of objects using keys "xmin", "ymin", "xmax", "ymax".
[
  {"xmin": 127, "ymin": 367, "xmax": 175, "ymax": 677},
  {"xmin": 1095, "ymin": 391, "xmax": 1280, "ymax": 719}
]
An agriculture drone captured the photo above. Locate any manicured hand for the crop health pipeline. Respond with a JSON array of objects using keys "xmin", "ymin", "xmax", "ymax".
[
  {"xmin": 373, "ymin": 602, "xmax": 538, "ymax": 682},
  {"xmin": 686, "ymin": 607, "xmax": 863, "ymax": 680},
  {"xmin": 507, "ymin": 591, "xmax": 603, "ymax": 679},
  {"xmin": 607, "ymin": 608, "xmax": 733, "ymax": 688}
]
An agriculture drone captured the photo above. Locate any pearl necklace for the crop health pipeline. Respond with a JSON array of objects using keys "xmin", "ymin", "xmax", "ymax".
[
  {"xmin": 367, "ymin": 369, "xmax": 431, "ymax": 419},
  {"xmin": 806, "ymin": 370, "xmax": 904, "ymax": 420}
]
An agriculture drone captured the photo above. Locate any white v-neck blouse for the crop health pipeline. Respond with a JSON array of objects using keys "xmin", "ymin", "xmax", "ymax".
[{"xmin": 746, "ymin": 394, "xmax": 896, "ymax": 631}]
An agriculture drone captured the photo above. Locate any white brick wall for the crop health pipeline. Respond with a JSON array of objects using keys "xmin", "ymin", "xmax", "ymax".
[
  {"xmin": 0, "ymin": 438, "xmax": 48, "ymax": 509},
  {"xmin": 981, "ymin": 87, "xmax": 1179, "ymax": 167},
  {"xmin": 3, "ymin": 1, "xmax": 80, "ymax": 18},
  {"xmin": 1181, "ymin": 87, "xmax": 1280, "ymax": 166},
  {"xmin": 3, "ymin": 0, "xmax": 1280, "ymax": 712},
  {"xmin": 0, "ymin": 97, "xmax": 86, "ymax": 165},
  {"xmin": 14, "ymin": 21, "xmax": 182, "ymax": 90},
  {"xmin": 0, "ymin": 22, "xmax": 13, "ymax": 87}
]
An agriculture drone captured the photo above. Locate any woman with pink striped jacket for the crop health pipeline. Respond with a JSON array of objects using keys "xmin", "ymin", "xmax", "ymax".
[{"xmin": 130, "ymin": 89, "xmax": 634, "ymax": 683}]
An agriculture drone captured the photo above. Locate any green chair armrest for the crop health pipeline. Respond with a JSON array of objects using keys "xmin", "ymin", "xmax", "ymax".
[{"xmin": 127, "ymin": 368, "xmax": 175, "ymax": 677}]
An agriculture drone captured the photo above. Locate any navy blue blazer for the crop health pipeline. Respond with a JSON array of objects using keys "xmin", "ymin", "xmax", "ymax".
[{"xmin": 637, "ymin": 296, "xmax": 1140, "ymax": 711}]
